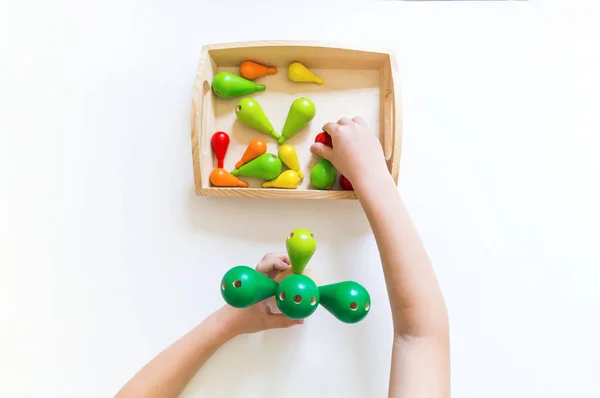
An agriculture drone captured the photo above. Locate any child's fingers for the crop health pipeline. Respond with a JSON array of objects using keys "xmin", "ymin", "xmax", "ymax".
[
  {"xmin": 337, "ymin": 117, "xmax": 353, "ymax": 125},
  {"xmin": 352, "ymin": 116, "xmax": 368, "ymax": 128},
  {"xmin": 273, "ymin": 260, "xmax": 289, "ymax": 271},
  {"xmin": 310, "ymin": 143, "xmax": 333, "ymax": 161},
  {"xmin": 256, "ymin": 258, "xmax": 290, "ymax": 274},
  {"xmin": 271, "ymin": 252, "xmax": 291, "ymax": 265},
  {"xmin": 322, "ymin": 122, "xmax": 340, "ymax": 134}
]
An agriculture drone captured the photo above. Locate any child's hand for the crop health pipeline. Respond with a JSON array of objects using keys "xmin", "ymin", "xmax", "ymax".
[
  {"xmin": 219, "ymin": 253, "xmax": 303, "ymax": 336},
  {"xmin": 310, "ymin": 117, "xmax": 389, "ymax": 189}
]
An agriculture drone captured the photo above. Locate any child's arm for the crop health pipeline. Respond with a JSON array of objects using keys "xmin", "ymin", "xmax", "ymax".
[
  {"xmin": 115, "ymin": 254, "xmax": 301, "ymax": 398},
  {"xmin": 312, "ymin": 118, "xmax": 450, "ymax": 398}
]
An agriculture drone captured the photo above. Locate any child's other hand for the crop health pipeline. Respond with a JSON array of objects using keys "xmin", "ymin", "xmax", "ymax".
[
  {"xmin": 220, "ymin": 253, "xmax": 303, "ymax": 336},
  {"xmin": 310, "ymin": 117, "xmax": 389, "ymax": 189}
]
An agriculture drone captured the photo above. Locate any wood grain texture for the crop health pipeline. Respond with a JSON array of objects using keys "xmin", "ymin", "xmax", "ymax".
[
  {"xmin": 196, "ymin": 187, "xmax": 358, "ymax": 200},
  {"xmin": 191, "ymin": 40, "xmax": 402, "ymax": 200}
]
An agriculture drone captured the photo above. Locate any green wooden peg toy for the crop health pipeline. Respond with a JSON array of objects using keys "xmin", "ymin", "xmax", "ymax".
[
  {"xmin": 218, "ymin": 229, "xmax": 371, "ymax": 324},
  {"xmin": 318, "ymin": 281, "xmax": 371, "ymax": 324},
  {"xmin": 220, "ymin": 266, "xmax": 278, "ymax": 308},
  {"xmin": 277, "ymin": 97, "xmax": 316, "ymax": 145},
  {"xmin": 310, "ymin": 158, "xmax": 337, "ymax": 190},
  {"xmin": 235, "ymin": 98, "xmax": 280, "ymax": 140},
  {"xmin": 286, "ymin": 228, "xmax": 317, "ymax": 274},
  {"xmin": 231, "ymin": 153, "xmax": 282, "ymax": 180},
  {"xmin": 275, "ymin": 274, "xmax": 320, "ymax": 319},
  {"xmin": 212, "ymin": 72, "xmax": 265, "ymax": 99}
]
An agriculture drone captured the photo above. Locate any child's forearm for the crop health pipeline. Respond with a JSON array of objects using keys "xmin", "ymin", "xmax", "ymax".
[
  {"xmin": 115, "ymin": 307, "xmax": 235, "ymax": 398},
  {"xmin": 355, "ymin": 174, "xmax": 448, "ymax": 337}
]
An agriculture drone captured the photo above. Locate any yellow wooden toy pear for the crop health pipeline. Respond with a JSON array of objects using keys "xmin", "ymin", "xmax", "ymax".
[
  {"xmin": 262, "ymin": 170, "xmax": 300, "ymax": 189},
  {"xmin": 278, "ymin": 144, "xmax": 304, "ymax": 180},
  {"xmin": 288, "ymin": 62, "xmax": 324, "ymax": 85}
]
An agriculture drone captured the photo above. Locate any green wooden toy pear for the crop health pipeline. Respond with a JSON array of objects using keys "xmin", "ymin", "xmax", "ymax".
[
  {"xmin": 231, "ymin": 153, "xmax": 282, "ymax": 180},
  {"xmin": 212, "ymin": 72, "xmax": 265, "ymax": 99},
  {"xmin": 275, "ymin": 274, "xmax": 320, "ymax": 319},
  {"xmin": 318, "ymin": 281, "xmax": 371, "ymax": 324},
  {"xmin": 310, "ymin": 159, "xmax": 336, "ymax": 190},
  {"xmin": 220, "ymin": 266, "xmax": 278, "ymax": 308},
  {"xmin": 277, "ymin": 97, "xmax": 316, "ymax": 144},
  {"xmin": 286, "ymin": 228, "xmax": 317, "ymax": 274},
  {"xmin": 235, "ymin": 98, "xmax": 280, "ymax": 140}
]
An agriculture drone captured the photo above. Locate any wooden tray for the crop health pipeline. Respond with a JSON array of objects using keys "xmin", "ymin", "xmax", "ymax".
[{"xmin": 191, "ymin": 41, "xmax": 402, "ymax": 199}]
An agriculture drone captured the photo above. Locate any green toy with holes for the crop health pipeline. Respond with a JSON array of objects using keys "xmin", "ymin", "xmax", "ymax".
[{"xmin": 220, "ymin": 229, "xmax": 371, "ymax": 324}]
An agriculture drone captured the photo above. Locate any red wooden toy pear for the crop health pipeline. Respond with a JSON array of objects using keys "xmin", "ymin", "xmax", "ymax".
[
  {"xmin": 211, "ymin": 131, "xmax": 230, "ymax": 168},
  {"xmin": 239, "ymin": 61, "xmax": 277, "ymax": 80},
  {"xmin": 210, "ymin": 168, "xmax": 248, "ymax": 188},
  {"xmin": 340, "ymin": 175, "xmax": 353, "ymax": 190},
  {"xmin": 315, "ymin": 131, "xmax": 333, "ymax": 148}
]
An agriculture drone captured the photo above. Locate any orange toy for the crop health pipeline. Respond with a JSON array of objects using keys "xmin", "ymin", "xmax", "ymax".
[
  {"xmin": 210, "ymin": 168, "xmax": 248, "ymax": 187},
  {"xmin": 235, "ymin": 138, "xmax": 267, "ymax": 169},
  {"xmin": 239, "ymin": 61, "xmax": 277, "ymax": 80}
]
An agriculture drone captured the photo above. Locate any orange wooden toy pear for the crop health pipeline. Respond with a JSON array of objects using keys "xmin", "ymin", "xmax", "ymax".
[
  {"xmin": 240, "ymin": 61, "xmax": 277, "ymax": 80},
  {"xmin": 235, "ymin": 139, "xmax": 267, "ymax": 169},
  {"xmin": 210, "ymin": 168, "xmax": 248, "ymax": 187}
]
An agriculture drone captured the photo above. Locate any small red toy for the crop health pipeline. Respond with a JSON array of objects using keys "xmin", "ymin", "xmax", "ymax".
[
  {"xmin": 340, "ymin": 175, "xmax": 354, "ymax": 191},
  {"xmin": 315, "ymin": 131, "xmax": 333, "ymax": 148},
  {"xmin": 211, "ymin": 131, "xmax": 230, "ymax": 168}
]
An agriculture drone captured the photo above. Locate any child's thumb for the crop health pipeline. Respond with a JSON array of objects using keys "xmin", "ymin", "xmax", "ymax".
[
  {"xmin": 310, "ymin": 143, "xmax": 333, "ymax": 161},
  {"xmin": 266, "ymin": 314, "xmax": 304, "ymax": 330}
]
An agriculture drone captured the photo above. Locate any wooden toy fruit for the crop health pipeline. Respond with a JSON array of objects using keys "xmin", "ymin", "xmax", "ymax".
[
  {"xmin": 211, "ymin": 131, "xmax": 230, "ymax": 168},
  {"xmin": 315, "ymin": 131, "xmax": 333, "ymax": 148},
  {"xmin": 265, "ymin": 268, "xmax": 316, "ymax": 315},
  {"xmin": 211, "ymin": 72, "xmax": 265, "ymax": 99},
  {"xmin": 239, "ymin": 61, "xmax": 277, "ymax": 80},
  {"xmin": 231, "ymin": 153, "xmax": 282, "ymax": 180},
  {"xmin": 286, "ymin": 228, "xmax": 316, "ymax": 274},
  {"xmin": 318, "ymin": 281, "xmax": 370, "ymax": 323},
  {"xmin": 219, "ymin": 230, "xmax": 371, "ymax": 324},
  {"xmin": 262, "ymin": 170, "xmax": 300, "ymax": 189},
  {"xmin": 275, "ymin": 274, "xmax": 320, "ymax": 319},
  {"xmin": 288, "ymin": 62, "xmax": 324, "ymax": 85},
  {"xmin": 340, "ymin": 175, "xmax": 354, "ymax": 190},
  {"xmin": 310, "ymin": 159, "xmax": 336, "ymax": 190},
  {"xmin": 210, "ymin": 168, "xmax": 248, "ymax": 187},
  {"xmin": 235, "ymin": 98, "xmax": 280, "ymax": 140},
  {"xmin": 220, "ymin": 266, "xmax": 278, "ymax": 308},
  {"xmin": 278, "ymin": 97, "xmax": 316, "ymax": 144},
  {"xmin": 278, "ymin": 144, "xmax": 304, "ymax": 180},
  {"xmin": 235, "ymin": 138, "xmax": 267, "ymax": 169}
]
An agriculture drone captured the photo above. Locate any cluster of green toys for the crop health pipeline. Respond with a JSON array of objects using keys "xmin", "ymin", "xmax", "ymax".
[
  {"xmin": 207, "ymin": 60, "xmax": 353, "ymax": 191},
  {"xmin": 220, "ymin": 229, "xmax": 371, "ymax": 323}
]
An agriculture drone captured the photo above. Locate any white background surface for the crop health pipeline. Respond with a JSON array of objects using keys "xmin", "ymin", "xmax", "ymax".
[{"xmin": 2, "ymin": 1, "xmax": 600, "ymax": 397}]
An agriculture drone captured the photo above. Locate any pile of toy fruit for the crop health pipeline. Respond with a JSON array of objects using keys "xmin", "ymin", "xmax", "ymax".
[{"xmin": 208, "ymin": 61, "xmax": 353, "ymax": 191}]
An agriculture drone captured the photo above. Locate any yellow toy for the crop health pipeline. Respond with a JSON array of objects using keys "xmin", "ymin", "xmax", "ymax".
[
  {"xmin": 262, "ymin": 170, "xmax": 300, "ymax": 189},
  {"xmin": 288, "ymin": 62, "xmax": 324, "ymax": 85},
  {"xmin": 277, "ymin": 145, "xmax": 304, "ymax": 180}
]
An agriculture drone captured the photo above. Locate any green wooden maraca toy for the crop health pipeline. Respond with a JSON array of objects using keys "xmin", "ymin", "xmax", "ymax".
[
  {"xmin": 319, "ymin": 281, "xmax": 371, "ymax": 324},
  {"xmin": 310, "ymin": 159, "xmax": 337, "ymax": 190},
  {"xmin": 220, "ymin": 265, "xmax": 278, "ymax": 308},
  {"xmin": 219, "ymin": 229, "xmax": 371, "ymax": 324},
  {"xmin": 212, "ymin": 72, "xmax": 265, "ymax": 99},
  {"xmin": 231, "ymin": 153, "xmax": 282, "ymax": 180},
  {"xmin": 286, "ymin": 228, "xmax": 317, "ymax": 274},
  {"xmin": 235, "ymin": 98, "xmax": 280, "ymax": 141},
  {"xmin": 277, "ymin": 97, "xmax": 316, "ymax": 145},
  {"xmin": 276, "ymin": 274, "xmax": 320, "ymax": 319}
]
